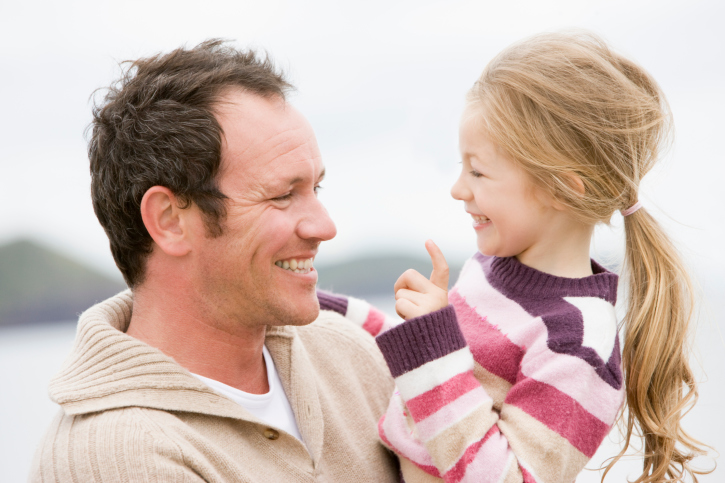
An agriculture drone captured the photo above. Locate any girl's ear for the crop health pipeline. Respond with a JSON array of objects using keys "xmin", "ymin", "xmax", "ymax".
[
  {"xmin": 551, "ymin": 173, "xmax": 585, "ymax": 211},
  {"xmin": 140, "ymin": 186, "xmax": 193, "ymax": 257}
]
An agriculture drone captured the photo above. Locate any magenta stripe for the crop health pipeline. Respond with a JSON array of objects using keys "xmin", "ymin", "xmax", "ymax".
[
  {"xmin": 443, "ymin": 425, "xmax": 498, "ymax": 483},
  {"xmin": 362, "ymin": 307, "xmax": 385, "ymax": 337},
  {"xmin": 506, "ymin": 376, "xmax": 610, "ymax": 457},
  {"xmin": 405, "ymin": 371, "xmax": 480, "ymax": 421},
  {"xmin": 450, "ymin": 291, "xmax": 522, "ymax": 384}
]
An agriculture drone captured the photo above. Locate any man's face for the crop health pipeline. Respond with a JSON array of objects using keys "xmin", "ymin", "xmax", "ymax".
[{"xmin": 190, "ymin": 89, "xmax": 336, "ymax": 329}]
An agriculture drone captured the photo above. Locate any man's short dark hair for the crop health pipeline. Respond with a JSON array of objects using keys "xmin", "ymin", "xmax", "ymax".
[{"xmin": 89, "ymin": 39, "xmax": 293, "ymax": 287}]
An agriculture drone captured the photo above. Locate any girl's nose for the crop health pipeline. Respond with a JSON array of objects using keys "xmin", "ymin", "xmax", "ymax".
[{"xmin": 450, "ymin": 173, "xmax": 470, "ymax": 201}]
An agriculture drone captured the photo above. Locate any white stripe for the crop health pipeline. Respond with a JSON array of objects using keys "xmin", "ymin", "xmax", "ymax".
[
  {"xmin": 415, "ymin": 385, "xmax": 491, "ymax": 441},
  {"xmin": 395, "ymin": 347, "xmax": 474, "ymax": 400},
  {"xmin": 564, "ymin": 296, "xmax": 617, "ymax": 361},
  {"xmin": 345, "ymin": 296, "xmax": 371, "ymax": 326},
  {"xmin": 494, "ymin": 452, "xmax": 518, "ymax": 483},
  {"xmin": 455, "ymin": 260, "xmax": 623, "ymax": 423},
  {"xmin": 384, "ymin": 314, "xmax": 403, "ymax": 330}
]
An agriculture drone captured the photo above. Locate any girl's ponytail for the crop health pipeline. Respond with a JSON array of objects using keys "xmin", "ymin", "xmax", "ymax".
[{"xmin": 610, "ymin": 208, "xmax": 708, "ymax": 482}]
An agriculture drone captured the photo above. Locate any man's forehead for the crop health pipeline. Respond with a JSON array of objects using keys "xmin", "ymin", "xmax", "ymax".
[{"xmin": 213, "ymin": 89, "xmax": 322, "ymax": 188}]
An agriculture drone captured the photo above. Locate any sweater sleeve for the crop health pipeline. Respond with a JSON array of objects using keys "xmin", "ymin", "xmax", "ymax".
[
  {"xmin": 375, "ymin": 305, "xmax": 621, "ymax": 483},
  {"xmin": 317, "ymin": 290, "xmax": 400, "ymax": 337}
]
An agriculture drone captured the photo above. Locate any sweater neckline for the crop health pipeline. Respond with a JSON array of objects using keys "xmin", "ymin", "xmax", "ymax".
[{"xmin": 479, "ymin": 253, "xmax": 618, "ymax": 304}]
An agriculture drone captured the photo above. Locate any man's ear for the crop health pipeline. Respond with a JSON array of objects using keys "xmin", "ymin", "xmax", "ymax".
[{"xmin": 140, "ymin": 186, "xmax": 193, "ymax": 257}]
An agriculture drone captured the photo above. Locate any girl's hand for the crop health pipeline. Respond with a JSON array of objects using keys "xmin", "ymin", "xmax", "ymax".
[{"xmin": 394, "ymin": 240, "xmax": 449, "ymax": 320}]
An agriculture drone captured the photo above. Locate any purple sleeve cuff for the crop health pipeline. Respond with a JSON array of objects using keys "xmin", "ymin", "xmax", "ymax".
[
  {"xmin": 375, "ymin": 305, "xmax": 466, "ymax": 378},
  {"xmin": 316, "ymin": 290, "xmax": 348, "ymax": 317}
]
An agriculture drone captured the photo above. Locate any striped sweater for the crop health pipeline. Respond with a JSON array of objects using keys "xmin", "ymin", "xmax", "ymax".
[{"xmin": 319, "ymin": 253, "xmax": 623, "ymax": 483}]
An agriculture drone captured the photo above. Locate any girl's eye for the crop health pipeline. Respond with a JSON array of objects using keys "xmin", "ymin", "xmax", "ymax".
[
  {"xmin": 469, "ymin": 170, "xmax": 484, "ymax": 178},
  {"xmin": 314, "ymin": 185, "xmax": 323, "ymax": 195}
]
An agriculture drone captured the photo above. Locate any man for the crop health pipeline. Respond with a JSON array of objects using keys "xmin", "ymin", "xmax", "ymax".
[{"xmin": 31, "ymin": 40, "xmax": 398, "ymax": 482}]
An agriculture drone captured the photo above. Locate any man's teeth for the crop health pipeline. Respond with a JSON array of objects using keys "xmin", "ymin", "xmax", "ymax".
[{"xmin": 275, "ymin": 258, "xmax": 314, "ymax": 273}]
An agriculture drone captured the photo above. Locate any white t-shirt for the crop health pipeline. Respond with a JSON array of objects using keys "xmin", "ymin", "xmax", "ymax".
[{"xmin": 192, "ymin": 346, "xmax": 304, "ymax": 444}]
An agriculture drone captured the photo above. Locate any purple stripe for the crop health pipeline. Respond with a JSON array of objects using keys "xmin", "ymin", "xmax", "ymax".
[
  {"xmin": 475, "ymin": 254, "xmax": 622, "ymax": 390},
  {"xmin": 376, "ymin": 305, "xmax": 466, "ymax": 378},
  {"xmin": 316, "ymin": 290, "xmax": 348, "ymax": 316},
  {"xmin": 476, "ymin": 253, "xmax": 618, "ymax": 305}
]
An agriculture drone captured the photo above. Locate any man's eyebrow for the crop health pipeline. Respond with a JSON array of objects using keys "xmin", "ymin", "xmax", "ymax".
[{"xmin": 279, "ymin": 168, "xmax": 325, "ymax": 187}]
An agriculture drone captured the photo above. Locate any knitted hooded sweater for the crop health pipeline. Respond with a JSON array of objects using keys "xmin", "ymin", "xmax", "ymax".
[{"xmin": 320, "ymin": 253, "xmax": 623, "ymax": 483}]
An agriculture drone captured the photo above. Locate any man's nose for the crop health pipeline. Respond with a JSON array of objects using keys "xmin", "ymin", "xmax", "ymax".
[{"xmin": 298, "ymin": 197, "xmax": 337, "ymax": 242}]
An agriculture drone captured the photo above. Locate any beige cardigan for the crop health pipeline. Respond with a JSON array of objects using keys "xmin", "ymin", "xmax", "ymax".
[{"xmin": 30, "ymin": 291, "xmax": 398, "ymax": 482}]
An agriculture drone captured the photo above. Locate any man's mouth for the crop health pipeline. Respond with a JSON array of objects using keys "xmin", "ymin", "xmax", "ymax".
[{"xmin": 275, "ymin": 258, "xmax": 314, "ymax": 274}]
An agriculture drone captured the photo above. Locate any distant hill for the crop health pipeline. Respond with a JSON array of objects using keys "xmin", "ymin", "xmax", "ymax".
[
  {"xmin": 316, "ymin": 254, "xmax": 463, "ymax": 299},
  {"xmin": 0, "ymin": 239, "xmax": 126, "ymax": 326},
  {"xmin": 0, "ymin": 238, "xmax": 462, "ymax": 327}
]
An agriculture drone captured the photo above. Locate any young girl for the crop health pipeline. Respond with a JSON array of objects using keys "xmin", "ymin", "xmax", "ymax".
[{"xmin": 319, "ymin": 32, "xmax": 708, "ymax": 482}]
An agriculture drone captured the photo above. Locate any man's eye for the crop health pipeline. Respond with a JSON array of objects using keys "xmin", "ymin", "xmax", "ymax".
[
  {"xmin": 272, "ymin": 192, "xmax": 293, "ymax": 201},
  {"xmin": 314, "ymin": 185, "xmax": 323, "ymax": 195}
]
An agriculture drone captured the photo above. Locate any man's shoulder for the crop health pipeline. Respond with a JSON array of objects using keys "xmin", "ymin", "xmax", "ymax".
[{"xmin": 30, "ymin": 407, "xmax": 194, "ymax": 482}]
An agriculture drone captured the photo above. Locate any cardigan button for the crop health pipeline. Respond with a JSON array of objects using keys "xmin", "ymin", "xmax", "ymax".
[{"xmin": 264, "ymin": 428, "xmax": 279, "ymax": 440}]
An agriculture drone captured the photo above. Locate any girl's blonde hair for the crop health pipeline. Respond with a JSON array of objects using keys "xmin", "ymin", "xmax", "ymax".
[{"xmin": 467, "ymin": 32, "xmax": 709, "ymax": 482}]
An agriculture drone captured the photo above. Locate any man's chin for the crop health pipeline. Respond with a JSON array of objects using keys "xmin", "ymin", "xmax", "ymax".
[{"xmin": 266, "ymin": 294, "xmax": 320, "ymax": 327}]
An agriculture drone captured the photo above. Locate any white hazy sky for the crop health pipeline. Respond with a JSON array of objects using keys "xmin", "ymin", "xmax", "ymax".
[
  {"xmin": 0, "ymin": 0, "xmax": 723, "ymax": 278},
  {"xmin": 1, "ymin": 2, "xmax": 724, "ymax": 479}
]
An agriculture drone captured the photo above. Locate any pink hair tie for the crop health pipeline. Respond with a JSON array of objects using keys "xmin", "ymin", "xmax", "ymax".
[{"xmin": 621, "ymin": 201, "xmax": 643, "ymax": 217}]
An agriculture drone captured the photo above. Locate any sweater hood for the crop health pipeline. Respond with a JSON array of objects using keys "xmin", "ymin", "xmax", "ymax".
[{"xmin": 48, "ymin": 291, "xmax": 292, "ymax": 419}]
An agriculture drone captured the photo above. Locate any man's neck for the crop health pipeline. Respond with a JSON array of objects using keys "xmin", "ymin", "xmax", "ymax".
[{"xmin": 126, "ymin": 285, "xmax": 270, "ymax": 395}]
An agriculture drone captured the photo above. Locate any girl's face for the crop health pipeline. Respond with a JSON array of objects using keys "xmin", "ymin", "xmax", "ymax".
[{"xmin": 451, "ymin": 108, "xmax": 561, "ymax": 261}]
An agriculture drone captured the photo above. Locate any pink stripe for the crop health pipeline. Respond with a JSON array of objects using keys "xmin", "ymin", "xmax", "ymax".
[
  {"xmin": 380, "ymin": 414, "xmax": 442, "ymax": 478},
  {"xmin": 450, "ymin": 291, "xmax": 523, "ymax": 385},
  {"xmin": 379, "ymin": 402, "xmax": 439, "ymax": 470},
  {"xmin": 362, "ymin": 307, "xmax": 385, "ymax": 336},
  {"xmin": 457, "ymin": 431, "xmax": 515, "ymax": 483},
  {"xmin": 506, "ymin": 376, "xmax": 610, "ymax": 457},
  {"xmin": 520, "ymin": 343, "xmax": 622, "ymax": 424},
  {"xmin": 415, "ymin": 386, "xmax": 490, "ymax": 441},
  {"xmin": 443, "ymin": 425, "xmax": 498, "ymax": 482},
  {"xmin": 521, "ymin": 466, "xmax": 537, "ymax": 483},
  {"xmin": 405, "ymin": 371, "xmax": 481, "ymax": 421}
]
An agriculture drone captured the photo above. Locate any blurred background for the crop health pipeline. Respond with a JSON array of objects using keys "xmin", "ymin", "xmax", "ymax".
[{"xmin": 1, "ymin": 0, "xmax": 723, "ymax": 480}]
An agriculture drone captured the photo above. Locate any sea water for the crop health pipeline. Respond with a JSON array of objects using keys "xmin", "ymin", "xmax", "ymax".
[{"xmin": 2, "ymin": 299, "xmax": 721, "ymax": 481}]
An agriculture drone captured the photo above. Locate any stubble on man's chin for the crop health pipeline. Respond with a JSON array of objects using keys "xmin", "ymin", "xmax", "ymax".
[{"xmin": 262, "ymin": 287, "xmax": 320, "ymax": 328}]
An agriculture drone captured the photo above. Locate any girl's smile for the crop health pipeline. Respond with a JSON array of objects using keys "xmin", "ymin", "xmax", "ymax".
[{"xmin": 451, "ymin": 106, "xmax": 594, "ymax": 278}]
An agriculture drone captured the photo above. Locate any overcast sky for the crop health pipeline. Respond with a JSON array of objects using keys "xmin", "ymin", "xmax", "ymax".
[{"xmin": 1, "ymin": 0, "xmax": 723, "ymax": 279}]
